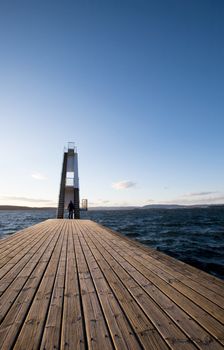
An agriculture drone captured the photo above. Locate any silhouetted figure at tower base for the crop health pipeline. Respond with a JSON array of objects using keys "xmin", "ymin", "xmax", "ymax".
[{"xmin": 68, "ymin": 200, "xmax": 75, "ymax": 219}]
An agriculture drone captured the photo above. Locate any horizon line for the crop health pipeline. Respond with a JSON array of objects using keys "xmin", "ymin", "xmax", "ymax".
[{"xmin": 1, "ymin": 203, "xmax": 224, "ymax": 210}]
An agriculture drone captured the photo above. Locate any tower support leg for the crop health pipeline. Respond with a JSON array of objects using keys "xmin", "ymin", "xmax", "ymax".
[{"xmin": 74, "ymin": 188, "xmax": 80, "ymax": 219}]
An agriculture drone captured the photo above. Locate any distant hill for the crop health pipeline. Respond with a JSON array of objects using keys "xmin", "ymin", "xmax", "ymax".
[
  {"xmin": 89, "ymin": 206, "xmax": 137, "ymax": 211},
  {"xmin": 142, "ymin": 204, "xmax": 224, "ymax": 209},
  {"xmin": 142, "ymin": 204, "xmax": 189, "ymax": 209},
  {"xmin": 90, "ymin": 204, "xmax": 224, "ymax": 210},
  {"xmin": 0, "ymin": 205, "xmax": 56, "ymax": 210}
]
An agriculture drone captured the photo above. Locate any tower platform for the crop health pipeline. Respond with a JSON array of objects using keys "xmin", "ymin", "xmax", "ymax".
[{"xmin": 0, "ymin": 219, "xmax": 224, "ymax": 349}]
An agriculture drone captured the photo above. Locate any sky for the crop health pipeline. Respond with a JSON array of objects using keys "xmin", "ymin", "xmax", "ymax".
[{"xmin": 0, "ymin": 0, "xmax": 224, "ymax": 207}]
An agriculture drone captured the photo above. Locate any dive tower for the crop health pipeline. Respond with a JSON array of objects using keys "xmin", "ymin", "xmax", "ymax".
[{"xmin": 57, "ymin": 143, "xmax": 80, "ymax": 219}]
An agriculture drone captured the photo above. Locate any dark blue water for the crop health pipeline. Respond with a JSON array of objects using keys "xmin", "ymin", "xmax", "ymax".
[
  {"xmin": 0, "ymin": 207, "xmax": 224, "ymax": 280},
  {"xmin": 0, "ymin": 209, "xmax": 56, "ymax": 237}
]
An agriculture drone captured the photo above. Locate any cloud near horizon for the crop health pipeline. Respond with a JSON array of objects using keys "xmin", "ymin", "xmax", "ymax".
[
  {"xmin": 2, "ymin": 196, "xmax": 55, "ymax": 205},
  {"xmin": 146, "ymin": 199, "xmax": 154, "ymax": 203},
  {"xmin": 31, "ymin": 172, "xmax": 47, "ymax": 180},
  {"xmin": 112, "ymin": 180, "xmax": 136, "ymax": 190},
  {"xmin": 184, "ymin": 191, "xmax": 218, "ymax": 197},
  {"xmin": 88, "ymin": 199, "xmax": 111, "ymax": 206},
  {"xmin": 163, "ymin": 191, "xmax": 224, "ymax": 205}
]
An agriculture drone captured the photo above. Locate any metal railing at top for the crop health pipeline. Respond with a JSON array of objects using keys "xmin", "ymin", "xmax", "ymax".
[{"xmin": 64, "ymin": 142, "xmax": 77, "ymax": 153}]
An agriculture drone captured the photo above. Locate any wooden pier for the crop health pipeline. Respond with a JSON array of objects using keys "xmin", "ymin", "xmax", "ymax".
[{"xmin": 0, "ymin": 219, "xmax": 224, "ymax": 349}]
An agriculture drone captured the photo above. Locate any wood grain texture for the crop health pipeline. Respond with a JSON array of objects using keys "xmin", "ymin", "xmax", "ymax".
[{"xmin": 0, "ymin": 219, "xmax": 223, "ymax": 349}]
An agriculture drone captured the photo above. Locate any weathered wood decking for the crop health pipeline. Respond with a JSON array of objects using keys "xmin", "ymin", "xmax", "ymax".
[{"xmin": 0, "ymin": 219, "xmax": 224, "ymax": 350}]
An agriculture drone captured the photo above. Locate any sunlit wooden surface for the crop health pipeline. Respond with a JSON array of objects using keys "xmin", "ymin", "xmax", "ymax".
[{"xmin": 0, "ymin": 219, "xmax": 223, "ymax": 349}]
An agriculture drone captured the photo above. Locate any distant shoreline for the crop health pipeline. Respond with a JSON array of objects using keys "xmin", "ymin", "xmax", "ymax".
[
  {"xmin": 0, "ymin": 204, "xmax": 224, "ymax": 211},
  {"xmin": 0, "ymin": 206, "xmax": 56, "ymax": 210}
]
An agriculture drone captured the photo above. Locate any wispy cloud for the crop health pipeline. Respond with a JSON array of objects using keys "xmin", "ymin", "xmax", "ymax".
[
  {"xmin": 2, "ymin": 196, "xmax": 55, "ymax": 204},
  {"xmin": 31, "ymin": 172, "xmax": 47, "ymax": 180},
  {"xmin": 161, "ymin": 191, "xmax": 224, "ymax": 205},
  {"xmin": 89, "ymin": 199, "xmax": 111, "ymax": 206},
  {"xmin": 112, "ymin": 180, "xmax": 136, "ymax": 190},
  {"xmin": 185, "ymin": 191, "xmax": 218, "ymax": 197}
]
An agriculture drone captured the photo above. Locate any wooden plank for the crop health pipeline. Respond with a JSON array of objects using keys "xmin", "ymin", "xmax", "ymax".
[
  {"xmin": 80, "ymin": 222, "xmax": 198, "ymax": 350},
  {"xmin": 0, "ymin": 221, "xmax": 64, "ymax": 350},
  {"xmin": 0, "ymin": 220, "xmax": 51, "ymax": 254},
  {"xmin": 147, "ymin": 249, "xmax": 224, "ymax": 297},
  {"xmin": 108, "ymin": 233, "xmax": 224, "ymax": 322},
  {"xmin": 77, "ymin": 222, "xmax": 170, "ymax": 350},
  {"xmin": 0, "ymin": 221, "xmax": 55, "ymax": 275},
  {"xmin": 101, "ymin": 231, "xmax": 224, "ymax": 323},
  {"xmin": 99, "ymin": 221, "xmax": 224, "ymax": 293},
  {"xmin": 0, "ymin": 219, "xmax": 223, "ymax": 350},
  {"xmin": 0, "ymin": 220, "xmax": 48, "ymax": 247},
  {"xmin": 83, "ymin": 222, "xmax": 224, "ymax": 346},
  {"xmin": 106, "ymin": 231, "xmax": 224, "ymax": 309},
  {"xmin": 12, "ymin": 222, "xmax": 66, "ymax": 350},
  {"xmin": 0, "ymin": 221, "xmax": 59, "ymax": 323},
  {"xmin": 40, "ymin": 221, "xmax": 68, "ymax": 350},
  {"xmin": 75, "ymin": 221, "xmax": 142, "ymax": 350},
  {"xmin": 86, "ymin": 220, "xmax": 224, "ymax": 296},
  {"xmin": 82, "ymin": 221, "xmax": 223, "ymax": 350},
  {"xmin": 0, "ymin": 222, "xmax": 58, "ymax": 296},
  {"xmin": 60, "ymin": 222, "xmax": 86, "ymax": 349},
  {"xmin": 0, "ymin": 222, "xmax": 51, "ymax": 267},
  {"xmin": 73, "ymin": 223, "xmax": 114, "ymax": 350}
]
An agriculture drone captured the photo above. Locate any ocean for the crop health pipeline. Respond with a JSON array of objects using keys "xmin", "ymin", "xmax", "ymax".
[{"xmin": 0, "ymin": 207, "xmax": 224, "ymax": 280}]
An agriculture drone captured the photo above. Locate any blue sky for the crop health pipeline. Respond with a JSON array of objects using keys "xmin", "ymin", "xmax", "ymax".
[{"xmin": 0, "ymin": 0, "xmax": 224, "ymax": 207}]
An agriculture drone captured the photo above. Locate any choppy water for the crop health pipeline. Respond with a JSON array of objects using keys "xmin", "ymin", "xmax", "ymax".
[{"xmin": 0, "ymin": 207, "xmax": 224, "ymax": 280}]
